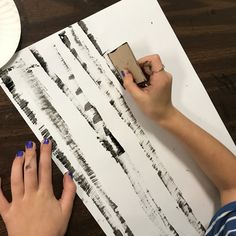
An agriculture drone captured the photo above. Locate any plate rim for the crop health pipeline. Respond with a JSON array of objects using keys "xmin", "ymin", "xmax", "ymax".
[{"xmin": 0, "ymin": 0, "xmax": 21, "ymax": 69}]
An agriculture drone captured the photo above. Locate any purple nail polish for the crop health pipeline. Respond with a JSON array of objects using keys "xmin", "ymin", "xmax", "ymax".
[
  {"xmin": 16, "ymin": 150, "xmax": 24, "ymax": 157},
  {"xmin": 68, "ymin": 172, "xmax": 73, "ymax": 179},
  {"xmin": 121, "ymin": 70, "xmax": 125, "ymax": 78},
  {"xmin": 43, "ymin": 139, "xmax": 50, "ymax": 144},
  {"xmin": 25, "ymin": 141, "xmax": 33, "ymax": 149}
]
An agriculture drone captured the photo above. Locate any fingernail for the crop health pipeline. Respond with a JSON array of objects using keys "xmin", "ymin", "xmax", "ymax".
[
  {"xmin": 120, "ymin": 70, "xmax": 126, "ymax": 78},
  {"xmin": 25, "ymin": 141, "xmax": 33, "ymax": 149},
  {"xmin": 67, "ymin": 172, "xmax": 73, "ymax": 179},
  {"xmin": 43, "ymin": 139, "xmax": 50, "ymax": 144},
  {"xmin": 16, "ymin": 150, "xmax": 24, "ymax": 157}
]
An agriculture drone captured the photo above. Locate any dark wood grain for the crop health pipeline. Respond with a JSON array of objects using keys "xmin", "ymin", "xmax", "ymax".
[{"xmin": 0, "ymin": 0, "xmax": 235, "ymax": 235}]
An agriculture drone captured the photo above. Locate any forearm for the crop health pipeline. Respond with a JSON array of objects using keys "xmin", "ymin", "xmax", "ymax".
[
  {"xmin": 158, "ymin": 107, "xmax": 236, "ymax": 195},
  {"xmin": 123, "ymin": 54, "xmax": 236, "ymax": 204}
]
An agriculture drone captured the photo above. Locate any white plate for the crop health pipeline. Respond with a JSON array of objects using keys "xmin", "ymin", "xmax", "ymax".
[{"xmin": 0, "ymin": 0, "xmax": 21, "ymax": 68}]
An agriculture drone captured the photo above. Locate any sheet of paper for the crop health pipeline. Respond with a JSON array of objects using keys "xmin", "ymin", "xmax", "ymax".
[{"xmin": 0, "ymin": 0, "xmax": 235, "ymax": 235}]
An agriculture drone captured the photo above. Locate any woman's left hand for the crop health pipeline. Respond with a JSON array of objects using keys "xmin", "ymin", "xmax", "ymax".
[{"xmin": 0, "ymin": 140, "xmax": 76, "ymax": 236}]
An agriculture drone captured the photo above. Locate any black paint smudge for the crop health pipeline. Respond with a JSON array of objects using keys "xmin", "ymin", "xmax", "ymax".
[
  {"xmin": 79, "ymin": 21, "xmax": 103, "ymax": 56},
  {"xmin": 0, "ymin": 72, "xmax": 37, "ymax": 125},
  {"xmin": 75, "ymin": 87, "xmax": 83, "ymax": 95}
]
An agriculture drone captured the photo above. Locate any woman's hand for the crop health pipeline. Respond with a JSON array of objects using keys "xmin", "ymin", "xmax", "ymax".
[
  {"xmin": 0, "ymin": 140, "xmax": 76, "ymax": 236},
  {"xmin": 123, "ymin": 54, "xmax": 175, "ymax": 123}
]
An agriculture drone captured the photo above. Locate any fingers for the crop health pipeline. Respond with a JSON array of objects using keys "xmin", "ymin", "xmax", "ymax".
[
  {"xmin": 11, "ymin": 151, "xmax": 25, "ymax": 200},
  {"xmin": 38, "ymin": 139, "xmax": 52, "ymax": 192},
  {"xmin": 60, "ymin": 173, "xmax": 76, "ymax": 218},
  {"xmin": 0, "ymin": 177, "xmax": 10, "ymax": 215},
  {"xmin": 24, "ymin": 141, "xmax": 38, "ymax": 193},
  {"xmin": 123, "ymin": 71, "xmax": 145, "ymax": 100},
  {"xmin": 138, "ymin": 54, "xmax": 164, "ymax": 74},
  {"xmin": 139, "ymin": 54, "xmax": 172, "ymax": 90}
]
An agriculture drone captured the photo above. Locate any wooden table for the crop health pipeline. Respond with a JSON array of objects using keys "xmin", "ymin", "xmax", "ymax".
[{"xmin": 0, "ymin": 0, "xmax": 235, "ymax": 235}]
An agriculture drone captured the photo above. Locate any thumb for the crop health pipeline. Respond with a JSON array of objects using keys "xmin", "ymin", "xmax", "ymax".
[
  {"xmin": 60, "ymin": 173, "xmax": 76, "ymax": 218},
  {"xmin": 0, "ymin": 177, "xmax": 10, "ymax": 215},
  {"xmin": 123, "ymin": 71, "xmax": 144, "ymax": 100}
]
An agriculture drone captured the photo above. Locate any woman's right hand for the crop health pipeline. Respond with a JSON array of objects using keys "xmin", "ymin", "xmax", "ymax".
[{"xmin": 123, "ymin": 54, "xmax": 175, "ymax": 124}]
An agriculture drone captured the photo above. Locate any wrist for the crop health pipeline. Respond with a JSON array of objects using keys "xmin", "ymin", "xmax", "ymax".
[{"xmin": 154, "ymin": 106, "xmax": 179, "ymax": 128}]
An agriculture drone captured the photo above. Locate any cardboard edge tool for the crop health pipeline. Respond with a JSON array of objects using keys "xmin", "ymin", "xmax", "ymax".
[{"xmin": 108, "ymin": 42, "xmax": 149, "ymax": 87}]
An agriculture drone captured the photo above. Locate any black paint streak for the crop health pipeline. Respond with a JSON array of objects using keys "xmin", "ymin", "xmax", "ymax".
[
  {"xmin": 147, "ymin": 191, "xmax": 179, "ymax": 236},
  {"xmin": 82, "ymin": 62, "xmax": 87, "ymax": 70},
  {"xmin": 93, "ymin": 112, "xmax": 102, "ymax": 124},
  {"xmin": 59, "ymin": 32, "xmax": 79, "ymax": 61},
  {"xmin": 103, "ymin": 126, "xmax": 124, "ymax": 156},
  {"xmin": 2, "ymin": 75, "xmax": 15, "ymax": 92},
  {"xmin": 0, "ymin": 73, "xmax": 37, "ymax": 125},
  {"xmin": 30, "ymin": 50, "xmax": 49, "ymax": 73},
  {"xmin": 79, "ymin": 21, "xmax": 103, "ymax": 55},
  {"xmin": 75, "ymin": 23, "xmax": 124, "ymax": 87},
  {"xmin": 84, "ymin": 101, "xmax": 93, "ymax": 111},
  {"xmin": 112, "ymin": 68, "xmax": 124, "ymax": 87},
  {"xmin": 69, "ymin": 74, "xmax": 75, "ymax": 80}
]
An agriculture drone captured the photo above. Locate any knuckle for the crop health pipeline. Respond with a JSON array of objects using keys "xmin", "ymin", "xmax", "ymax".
[
  {"xmin": 24, "ymin": 151, "xmax": 35, "ymax": 160},
  {"xmin": 38, "ymin": 187, "xmax": 53, "ymax": 197},
  {"xmin": 123, "ymin": 78, "xmax": 130, "ymax": 88},
  {"xmin": 123, "ymin": 77, "xmax": 128, "ymax": 85},
  {"xmin": 24, "ymin": 161, "xmax": 36, "ymax": 172},
  {"xmin": 153, "ymin": 54, "xmax": 161, "ymax": 60}
]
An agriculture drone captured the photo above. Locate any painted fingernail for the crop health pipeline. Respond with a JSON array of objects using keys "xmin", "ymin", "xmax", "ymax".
[
  {"xmin": 16, "ymin": 150, "xmax": 24, "ymax": 157},
  {"xmin": 121, "ymin": 70, "xmax": 126, "ymax": 78},
  {"xmin": 25, "ymin": 141, "xmax": 33, "ymax": 149},
  {"xmin": 68, "ymin": 172, "xmax": 73, "ymax": 179},
  {"xmin": 43, "ymin": 139, "xmax": 50, "ymax": 144}
]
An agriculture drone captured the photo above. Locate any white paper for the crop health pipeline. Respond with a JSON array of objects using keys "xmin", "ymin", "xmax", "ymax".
[{"xmin": 0, "ymin": 0, "xmax": 235, "ymax": 235}]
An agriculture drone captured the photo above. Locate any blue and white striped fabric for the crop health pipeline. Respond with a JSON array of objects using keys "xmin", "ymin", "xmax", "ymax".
[{"xmin": 206, "ymin": 201, "xmax": 236, "ymax": 236}]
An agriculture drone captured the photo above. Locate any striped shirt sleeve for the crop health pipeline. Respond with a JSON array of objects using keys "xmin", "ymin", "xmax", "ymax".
[{"xmin": 205, "ymin": 201, "xmax": 236, "ymax": 236}]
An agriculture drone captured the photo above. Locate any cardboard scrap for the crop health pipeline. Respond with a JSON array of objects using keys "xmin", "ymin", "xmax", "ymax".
[{"xmin": 108, "ymin": 43, "xmax": 148, "ymax": 86}]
